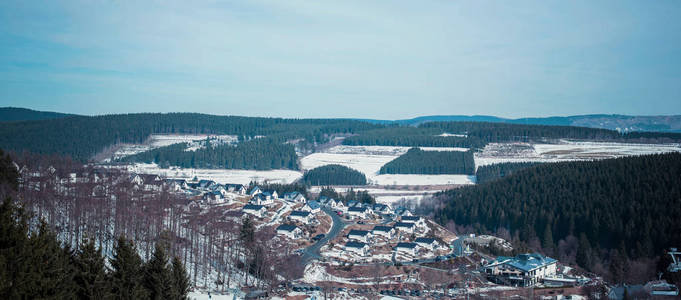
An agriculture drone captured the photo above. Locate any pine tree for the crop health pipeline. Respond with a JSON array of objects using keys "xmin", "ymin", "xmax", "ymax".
[
  {"xmin": 110, "ymin": 236, "xmax": 148, "ymax": 300},
  {"xmin": 576, "ymin": 233, "xmax": 592, "ymax": 270},
  {"xmin": 74, "ymin": 238, "xmax": 109, "ymax": 300},
  {"xmin": 144, "ymin": 243, "xmax": 172, "ymax": 300},
  {"xmin": 170, "ymin": 256, "xmax": 190, "ymax": 300}
]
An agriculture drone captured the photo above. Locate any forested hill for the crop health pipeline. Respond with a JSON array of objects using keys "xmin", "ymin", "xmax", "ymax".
[
  {"xmin": 0, "ymin": 107, "xmax": 75, "ymax": 122},
  {"xmin": 0, "ymin": 113, "xmax": 381, "ymax": 161},
  {"xmin": 435, "ymin": 152, "xmax": 681, "ymax": 280}
]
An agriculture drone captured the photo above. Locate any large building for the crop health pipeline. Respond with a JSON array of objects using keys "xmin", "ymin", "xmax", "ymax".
[{"xmin": 483, "ymin": 253, "xmax": 557, "ymax": 287}]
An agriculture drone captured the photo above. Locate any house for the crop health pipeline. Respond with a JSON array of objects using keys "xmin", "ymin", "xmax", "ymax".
[
  {"xmin": 414, "ymin": 237, "xmax": 439, "ymax": 250},
  {"xmin": 288, "ymin": 210, "xmax": 312, "ymax": 223},
  {"xmin": 284, "ymin": 191, "xmax": 306, "ymax": 203},
  {"xmin": 346, "ymin": 207, "xmax": 368, "ymax": 219},
  {"xmin": 401, "ymin": 216, "xmax": 426, "ymax": 228},
  {"xmin": 203, "ymin": 190, "xmax": 225, "ymax": 203},
  {"xmin": 242, "ymin": 204, "xmax": 267, "ymax": 218},
  {"xmin": 261, "ymin": 190, "xmax": 278, "ymax": 200},
  {"xmin": 372, "ymin": 226, "xmax": 395, "ymax": 239},
  {"xmin": 165, "ymin": 179, "xmax": 188, "ymax": 192},
  {"xmin": 344, "ymin": 241, "xmax": 369, "ymax": 256},
  {"xmin": 301, "ymin": 200, "xmax": 321, "ymax": 213},
  {"xmin": 483, "ymin": 253, "xmax": 557, "ymax": 287},
  {"xmin": 129, "ymin": 173, "xmax": 143, "ymax": 186},
  {"xmin": 225, "ymin": 183, "xmax": 246, "ymax": 195},
  {"xmin": 347, "ymin": 230, "xmax": 372, "ymax": 243},
  {"xmin": 249, "ymin": 186, "xmax": 262, "ymax": 196},
  {"xmin": 393, "ymin": 222, "xmax": 415, "ymax": 234},
  {"xmin": 394, "ymin": 207, "xmax": 413, "ymax": 217},
  {"xmin": 372, "ymin": 203, "xmax": 390, "ymax": 215},
  {"xmin": 346, "ymin": 200, "xmax": 360, "ymax": 208},
  {"xmin": 250, "ymin": 193, "xmax": 273, "ymax": 206},
  {"xmin": 198, "ymin": 179, "xmax": 217, "ymax": 190},
  {"xmin": 394, "ymin": 242, "xmax": 418, "ymax": 256},
  {"xmin": 318, "ymin": 196, "xmax": 333, "ymax": 206},
  {"xmin": 332, "ymin": 199, "xmax": 345, "ymax": 211},
  {"xmin": 276, "ymin": 224, "xmax": 302, "ymax": 239}
]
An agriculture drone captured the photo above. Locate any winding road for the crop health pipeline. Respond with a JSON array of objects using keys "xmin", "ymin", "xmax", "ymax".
[{"xmin": 300, "ymin": 206, "xmax": 348, "ymax": 265}]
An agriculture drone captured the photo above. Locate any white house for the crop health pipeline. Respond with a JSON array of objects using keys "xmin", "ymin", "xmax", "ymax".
[
  {"xmin": 372, "ymin": 203, "xmax": 391, "ymax": 215},
  {"xmin": 242, "ymin": 204, "xmax": 266, "ymax": 218},
  {"xmin": 344, "ymin": 241, "xmax": 369, "ymax": 256},
  {"xmin": 331, "ymin": 199, "xmax": 345, "ymax": 211},
  {"xmin": 347, "ymin": 207, "xmax": 368, "ymax": 219},
  {"xmin": 483, "ymin": 253, "xmax": 558, "ymax": 287},
  {"xmin": 401, "ymin": 215, "xmax": 426, "ymax": 227},
  {"xmin": 276, "ymin": 224, "xmax": 302, "ymax": 239},
  {"xmin": 261, "ymin": 190, "xmax": 278, "ymax": 200},
  {"xmin": 347, "ymin": 230, "xmax": 372, "ymax": 243},
  {"xmin": 203, "ymin": 191, "xmax": 225, "ymax": 204},
  {"xmin": 301, "ymin": 200, "xmax": 321, "ymax": 213},
  {"xmin": 249, "ymin": 186, "xmax": 262, "ymax": 196},
  {"xmin": 250, "ymin": 193, "xmax": 274, "ymax": 206},
  {"xmin": 284, "ymin": 191, "xmax": 306, "ymax": 203},
  {"xmin": 414, "ymin": 237, "xmax": 439, "ymax": 251},
  {"xmin": 394, "ymin": 242, "xmax": 418, "ymax": 256},
  {"xmin": 394, "ymin": 207, "xmax": 413, "ymax": 217},
  {"xmin": 394, "ymin": 222, "xmax": 415, "ymax": 234},
  {"xmin": 225, "ymin": 183, "xmax": 246, "ymax": 195},
  {"xmin": 198, "ymin": 179, "xmax": 217, "ymax": 190},
  {"xmin": 288, "ymin": 210, "xmax": 312, "ymax": 223},
  {"xmin": 372, "ymin": 225, "xmax": 395, "ymax": 239}
]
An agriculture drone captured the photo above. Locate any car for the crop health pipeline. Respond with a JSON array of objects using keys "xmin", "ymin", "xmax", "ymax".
[
  {"xmin": 312, "ymin": 234, "xmax": 325, "ymax": 241},
  {"xmin": 337, "ymin": 211, "xmax": 342, "ymax": 216},
  {"xmin": 357, "ymin": 220, "xmax": 364, "ymax": 224},
  {"xmin": 412, "ymin": 258, "xmax": 419, "ymax": 263}
]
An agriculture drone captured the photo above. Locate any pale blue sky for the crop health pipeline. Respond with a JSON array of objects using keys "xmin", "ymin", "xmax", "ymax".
[{"xmin": 1, "ymin": 1, "xmax": 680, "ymax": 119}]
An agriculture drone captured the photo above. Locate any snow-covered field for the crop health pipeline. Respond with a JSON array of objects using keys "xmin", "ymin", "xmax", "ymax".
[
  {"xmin": 475, "ymin": 141, "xmax": 681, "ymax": 169},
  {"xmin": 300, "ymin": 145, "xmax": 472, "ymax": 186},
  {"xmin": 128, "ymin": 163, "xmax": 302, "ymax": 185},
  {"xmin": 110, "ymin": 134, "xmax": 238, "ymax": 161}
]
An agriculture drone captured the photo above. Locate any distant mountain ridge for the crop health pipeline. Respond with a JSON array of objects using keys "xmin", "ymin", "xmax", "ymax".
[
  {"xmin": 0, "ymin": 107, "xmax": 76, "ymax": 122},
  {"xmin": 362, "ymin": 114, "xmax": 681, "ymax": 133}
]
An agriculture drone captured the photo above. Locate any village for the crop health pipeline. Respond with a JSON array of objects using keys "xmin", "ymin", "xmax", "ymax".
[
  {"xmin": 121, "ymin": 171, "xmax": 681, "ymax": 300},
  {"xmin": 13, "ymin": 161, "xmax": 681, "ymax": 299}
]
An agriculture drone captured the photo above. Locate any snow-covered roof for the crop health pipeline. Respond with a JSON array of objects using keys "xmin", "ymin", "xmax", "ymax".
[{"xmin": 401, "ymin": 216, "xmax": 421, "ymax": 222}]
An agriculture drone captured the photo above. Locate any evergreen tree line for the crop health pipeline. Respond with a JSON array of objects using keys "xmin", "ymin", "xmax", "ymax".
[
  {"xmin": 0, "ymin": 113, "xmax": 382, "ymax": 161},
  {"xmin": 379, "ymin": 148, "xmax": 475, "ymax": 175},
  {"xmin": 342, "ymin": 127, "xmax": 478, "ymax": 148},
  {"xmin": 420, "ymin": 121, "xmax": 681, "ymax": 144},
  {"xmin": 318, "ymin": 186, "xmax": 375, "ymax": 204},
  {"xmin": 475, "ymin": 162, "xmax": 542, "ymax": 184},
  {"xmin": 434, "ymin": 153, "xmax": 681, "ymax": 280},
  {"xmin": 302, "ymin": 164, "xmax": 367, "ymax": 185},
  {"xmin": 120, "ymin": 138, "xmax": 299, "ymax": 170}
]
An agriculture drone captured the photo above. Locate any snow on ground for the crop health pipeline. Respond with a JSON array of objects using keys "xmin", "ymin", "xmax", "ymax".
[
  {"xmin": 110, "ymin": 134, "xmax": 238, "ymax": 160},
  {"xmin": 308, "ymin": 187, "xmax": 442, "ymax": 195},
  {"xmin": 372, "ymin": 174, "xmax": 475, "ymax": 185},
  {"xmin": 474, "ymin": 141, "xmax": 681, "ymax": 169},
  {"xmin": 300, "ymin": 145, "xmax": 472, "ymax": 186},
  {"xmin": 128, "ymin": 163, "xmax": 302, "ymax": 185},
  {"xmin": 188, "ymin": 291, "xmax": 238, "ymax": 300}
]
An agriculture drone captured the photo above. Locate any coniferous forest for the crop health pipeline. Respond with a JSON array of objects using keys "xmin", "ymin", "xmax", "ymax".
[
  {"xmin": 0, "ymin": 151, "xmax": 190, "ymax": 299},
  {"xmin": 435, "ymin": 153, "xmax": 681, "ymax": 282},
  {"xmin": 379, "ymin": 148, "xmax": 475, "ymax": 175},
  {"xmin": 475, "ymin": 162, "xmax": 542, "ymax": 184},
  {"xmin": 120, "ymin": 138, "xmax": 299, "ymax": 170},
  {"xmin": 302, "ymin": 164, "xmax": 367, "ymax": 186}
]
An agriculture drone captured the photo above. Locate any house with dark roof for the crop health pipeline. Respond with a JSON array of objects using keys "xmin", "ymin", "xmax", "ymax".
[
  {"xmin": 288, "ymin": 210, "xmax": 312, "ymax": 223},
  {"xmin": 261, "ymin": 190, "xmax": 278, "ymax": 200},
  {"xmin": 393, "ymin": 206, "xmax": 413, "ymax": 217},
  {"xmin": 393, "ymin": 222, "xmax": 415, "ymax": 234},
  {"xmin": 203, "ymin": 190, "xmax": 225, "ymax": 203},
  {"xmin": 371, "ymin": 225, "xmax": 395, "ymax": 239},
  {"xmin": 198, "ymin": 179, "xmax": 216, "ymax": 190},
  {"xmin": 284, "ymin": 191, "xmax": 306, "ymax": 203},
  {"xmin": 483, "ymin": 253, "xmax": 558, "ymax": 287},
  {"xmin": 250, "ymin": 193, "xmax": 273, "ymax": 206},
  {"xmin": 372, "ymin": 203, "xmax": 390, "ymax": 214},
  {"xmin": 394, "ymin": 242, "xmax": 418, "ymax": 256},
  {"xmin": 242, "ymin": 204, "xmax": 266, "ymax": 218},
  {"xmin": 347, "ymin": 230, "xmax": 372, "ymax": 243},
  {"xmin": 249, "ymin": 186, "xmax": 262, "ymax": 196},
  {"xmin": 344, "ymin": 241, "xmax": 369, "ymax": 256},
  {"xmin": 302, "ymin": 200, "xmax": 321, "ymax": 213},
  {"xmin": 414, "ymin": 237, "xmax": 439, "ymax": 250},
  {"xmin": 276, "ymin": 224, "xmax": 302, "ymax": 239},
  {"xmin": 225, "ymin": 183, "xmax": 246, "ymax": 194},
  {"xmin": 400, "ymin": 215, "xmax": 426, "ymax": 228}
]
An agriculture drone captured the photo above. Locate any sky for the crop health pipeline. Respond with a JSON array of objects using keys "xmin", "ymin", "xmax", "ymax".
[{"xmin": 1, "ymin": 1, "xmax": 680, "ymax": 119}]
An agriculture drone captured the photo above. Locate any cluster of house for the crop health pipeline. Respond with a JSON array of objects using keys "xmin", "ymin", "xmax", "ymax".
[
  {"xmin": 317, "ymin": 196, "xmax": 397, "ymax": 219},
  {"xmin": 342, "ymin": 215, "xmax": 438, "ymax": 258},
  {"xmin": 482, "ymin": 253, "xmax": 558, "ymax": 287}
]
